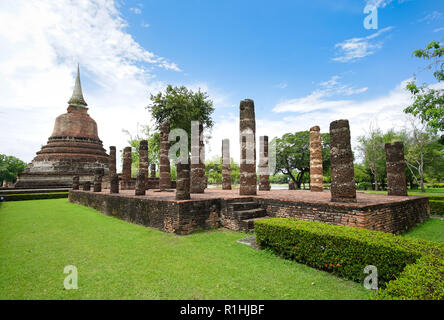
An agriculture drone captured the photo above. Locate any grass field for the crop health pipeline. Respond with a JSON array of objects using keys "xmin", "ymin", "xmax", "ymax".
[
  {"xmin": 0, "ymin": 199, "xmax": 374, "ymax": 300},
  {"xmin": 402, "ymin": 218, "xmax": 444, "ymax": 243},
  {"xmin": 360, "ymin": 188, "xmax": 444, "ymax": 196}
]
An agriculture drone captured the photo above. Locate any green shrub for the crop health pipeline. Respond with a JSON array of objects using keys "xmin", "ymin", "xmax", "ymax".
[
  {"xmin": 374, "ymin": 254, "xmax": 444, "ymax": 300},
  {"xmin": 429, "ymin": 183, "xmax": 444, "ymax": 188},
  {"xmin": 430, "ymin": 200, "xmax": 444, "ymax": 216},
  {"xmin": 254, "ymin": 218, "xmax": 443, "ymax": 288},
  {"xmin": 1, "ymin": 192, "xmax": 68, "ymax": 201},
  {"xmin": 357, "ymin": 182, "xmax": 372, "ymax": 190}
]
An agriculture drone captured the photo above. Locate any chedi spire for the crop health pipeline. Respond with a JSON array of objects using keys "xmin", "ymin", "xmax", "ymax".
[{"xmin": 68, "ymin": 64, "xmax": 88, "ymax": 107}]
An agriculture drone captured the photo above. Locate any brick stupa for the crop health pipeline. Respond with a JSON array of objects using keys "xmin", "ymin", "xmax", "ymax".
[{"xmin": 15, "ymin": 66, "xmax": 109, "ymax": 188}]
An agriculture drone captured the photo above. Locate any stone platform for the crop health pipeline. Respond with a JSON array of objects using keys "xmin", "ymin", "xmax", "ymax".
[{"xmin": 69, "ymin": 189, "xmax": 430, "ymax": 235}]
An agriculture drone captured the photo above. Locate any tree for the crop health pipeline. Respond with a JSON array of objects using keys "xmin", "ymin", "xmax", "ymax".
[
  {"xmin": 357, "ymin": 125, "xmax": 385, "ymax": 190},
  {"xmin": 404, "ymin": 119, "xmax": 443, "ymax": 192},
  {"xmin": 404, "ymin": 41, "xmax": 444, "ymax": 135},
  {"xmin": 147, "ymin": 85, "xmax": 215, "ymax": 149},
  {"xmin": 273, "ymin": 131, "xmax": 330, "ymax": 189},
  {"xmin": 121, "ymin": 124, "xmax": 160, "ymax": 176},
  {"xmin": 357, "ymin": 126, "xmax": 406, "ymax": 190},
  {"xmin": 0, "ymin": 155, "xmax": 27, "ymax": 185},
  {"xmin": 205, "ymin": 157, "xmax": 240, "ymax": 185}
]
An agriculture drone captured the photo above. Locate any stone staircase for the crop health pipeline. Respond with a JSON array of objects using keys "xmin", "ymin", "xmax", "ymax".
[{"xmin": 230, "ymin": 200, "xmax": 268, "ymax": 232}]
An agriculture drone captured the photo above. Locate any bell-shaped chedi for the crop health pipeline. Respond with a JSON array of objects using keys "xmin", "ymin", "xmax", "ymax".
[{"xmin": 15, "ymin": 65, "xmax": 109, "ymax": 188}]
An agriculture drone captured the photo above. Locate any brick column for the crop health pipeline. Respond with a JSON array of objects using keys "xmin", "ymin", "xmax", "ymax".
[
  {"xmin": 83, "ymin": 181, "xmax": 91, "ymax": 191},
  {"xmin": 330, "ymin": 119, "xmax": 356, "ymax": 202},
  {"xmin": 176, "ymin": 162, "xmax": 191, "ymax": 200},
  {"xmin": 239, "ymin": 99, "xmax": 257, "ymax": 195},
  {"xmin": 259, "ymin": 136, "xmax": 270, "ymax": 191},
  {"xmin": 222, "ymin": 139, "xmax": 231, "ymax": 190},
  {"xmin": 122, "ymin": 146, "xmax": 132, "ymax": 181},
  {"xmin": 93, "ymin": 168, "xmax": 103, "ymax": 192},
  {"xmin": 109, "ymin": 146, "xmax": 116, "ymax": 177},
  {"xmin": 385, "ymin": 141, "xmax": 408, "ymax": 196},
  {"xmin": 72, "ymin": 176, "xmax": 79, "ymax": 190},
  {"xmin": 310, "ymin": 126, "xmax": 323, "ymax": 192},
  {"xmin": 191, "ymin": 122, "xmax": 206, "ymax": 193},
  {"xmin": 139, "ymin": 140, "xmax": 149, "ymax": 181},
  {"xmin": 110, "ymin": 173, "xmax": 119, "ymax": 193},
  {"xmin": 159, "ymin": 121, "xmax": 171, "ymax": 189},
  {"xmin": 150, "ymin": 163, "xmax": 156, "ymax": 178},
  {"xmin": 135, "ymin": 172, "xmax": 146, "ymax": 196}
]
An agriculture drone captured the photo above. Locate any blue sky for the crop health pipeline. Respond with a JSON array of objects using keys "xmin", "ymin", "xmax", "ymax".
[{"xmin": 0, "ymin": 0, "xmax": 443, "ymax": 166}]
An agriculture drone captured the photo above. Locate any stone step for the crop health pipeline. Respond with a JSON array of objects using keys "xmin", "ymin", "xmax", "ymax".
[
  {"xmin": 231, "ymin": 201, "xmax": 258, "ymax": 211},
  {"xmin": 233, "ymin": 208, "xmax": 267, "ymax": 221},
  {"xmin": 240, "ymin": 217, "xmax": 270, "ymax": 232}
]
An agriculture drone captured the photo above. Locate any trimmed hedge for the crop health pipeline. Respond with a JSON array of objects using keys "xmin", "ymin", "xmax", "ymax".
[
  {"xmin": 374, "ymin": 254, "xmax": 444, "ymax": 300},
  {"xmin": 429, "ymin": 200, "xmax": 444, "ymax": 216},
  {"xmin": 0, "ymin": 192, "xmax": 69, "ymax": 202},
  {"xmin": 255, "ymin": 218, "xmax": 443, "ymax": 291}
]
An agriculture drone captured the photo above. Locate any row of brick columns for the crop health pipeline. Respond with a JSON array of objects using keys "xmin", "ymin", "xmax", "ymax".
[
  {"xmin": 73, "ymin": 99, "xmax": 408, "ymax": 201},
  {"xmin": 312, "ymin": 120, "xmax": 408, "ymax": 202}
]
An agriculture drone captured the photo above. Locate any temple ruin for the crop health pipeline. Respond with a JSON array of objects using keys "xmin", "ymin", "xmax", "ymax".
[
  {"xmin": 239, "ymin": 99, "xmax": 257, "ymax": 196},
  {"xmin": 309, "ymin": 126, "xmax": 323, "ymax": 192},
  {"xmin": 385, "ymin": 141, "xmax": 408, "ymax": 196},
  {"xmin": 15, "ymin": 65, "xmax": 108, "ymax": 188},
  {"xmin": 222, "ymin": 139, "xmax": 231, "ymax": 190}
]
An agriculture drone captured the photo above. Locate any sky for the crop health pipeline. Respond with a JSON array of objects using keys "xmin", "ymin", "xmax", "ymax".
[{"xmin": 0, "ymin": 0, "xmax": 443, "ymax": 170}]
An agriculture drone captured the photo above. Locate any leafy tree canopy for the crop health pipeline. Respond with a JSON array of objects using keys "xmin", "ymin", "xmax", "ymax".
[
  {"xmin": 147, "ymin": 85, "xmax": 215, "ymax": 148},
  {"xmin": 405, "ymin": 41, "xmax": 444, "ymax": 134},
  {"xmin": 0, "ymin": 154, "xmax": 27, "ymax": 184},
  {"xmin": 122, "ymin": 124, "xmax": 160, "ymax": 176},
  {"xmin": 273, "ymin": 131, "xmax": 330, "ymax": 189}
]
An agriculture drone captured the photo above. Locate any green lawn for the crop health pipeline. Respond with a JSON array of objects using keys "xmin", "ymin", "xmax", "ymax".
[
  {"xmin": 359, "ymin": 188, "xmax": 444, "ymax": 197},
  {"xmin": 0, "ymin": 199, "xmax": 373, "ymax": 300},
  {"xmin": 402, "ymin": 218, "xmax": 444, "ymax": 243}
]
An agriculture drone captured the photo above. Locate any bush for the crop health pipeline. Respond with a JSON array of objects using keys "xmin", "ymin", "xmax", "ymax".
[
  {"xmin": 357, "ymin": 182, "xmax": 372, "ymax": 190},
  {"xmin": 254, "ymin": 218, "xmax": 443, "ymax": 289},
  {"xmin": 430, "ymin": 200, "xmax": 444, "ymax": 216},
  {"xmin": 429, "ymin": 183, "xmax": 444, "ymax": 188},
  {"xmin": 374, "ymin": 254, "xmax": 444, "ymax": 300},
  {"xmin": 2, "ymin": 192, "xmax": 68, "ymax": 201}
]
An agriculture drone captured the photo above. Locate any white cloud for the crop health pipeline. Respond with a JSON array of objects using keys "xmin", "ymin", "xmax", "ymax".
[
  {"xmin": 434, "ymin": 27, "xmax": 444, "ymax": 33},
  {"xmin": 418, "ymin": 11, "xmax": 443, "ymax": 24},
  {"xmin": 0, "ymin": 0, "xmax": 180, "ymax": 170},
  {"xmin": 364, "ymin": 0, "xmax": 393, "ymax": 8},
  {"xmin": 364, "ymin": 0, "xmax": 409, "ymax": 8},
  {"xmin": 273, "ymin": 82, "xmax": 288, "ymax": 89},
  {"xmin": 268, "ymin": 79, "xmax": 444, "ymax": 154},
  {"xmin": 129, "ymin": 7, "xmax": 142, "ymax": 15},
  {"xmin": 141, "ymin": 22, "xmax": 150, "ymax": 28},
  {"xmin": 332, "ymin": 26, "xmax": 393, "ymax": 63},
  {"xmin": 273, "ymin": 75, "xmax": 368, "ymax": 113}
]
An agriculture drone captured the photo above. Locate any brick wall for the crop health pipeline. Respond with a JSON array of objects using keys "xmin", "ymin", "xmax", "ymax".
[
  {"xmin": 69, "ymin": 190, "xmax": 219, "ymax": 235},
  {"xmin": 256, "ymin": 197, "xmax": 430, "ymax": 234}
]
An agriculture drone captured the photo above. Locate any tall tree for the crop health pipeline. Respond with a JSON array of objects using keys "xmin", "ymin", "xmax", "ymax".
[
  {"xmin": 122, "ymin": 124, "xmax": 160, "ymax": 176},
  {"xmin": 205, "ymin": 157, "xmax": 240, "ymax": 185},
  {"xmin": 273, "ymin": 131, "xmax": 330, "ymax": 189},
  {"xmin": 404, "ymin": 119, "xmax": 443, "ymax": 192},
  {"xmin": 147, "ymin": 85, "xmax": 215, "ymax": 149},
  {"xmin": 357, "ymin": 125, "xmax": 385, "ymax": 190},
  {"xmin": 404, "ymin": 41, "xmax": 444, "ymax": 136},
  {"xmin": 0, "ymin": 154, "xmax": 27, "ymax": 185}
]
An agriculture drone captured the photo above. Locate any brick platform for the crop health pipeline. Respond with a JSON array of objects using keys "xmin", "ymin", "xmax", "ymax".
[{"xmin": 69, "ymin": 189, "xmax": 430, "ymax": 235}]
